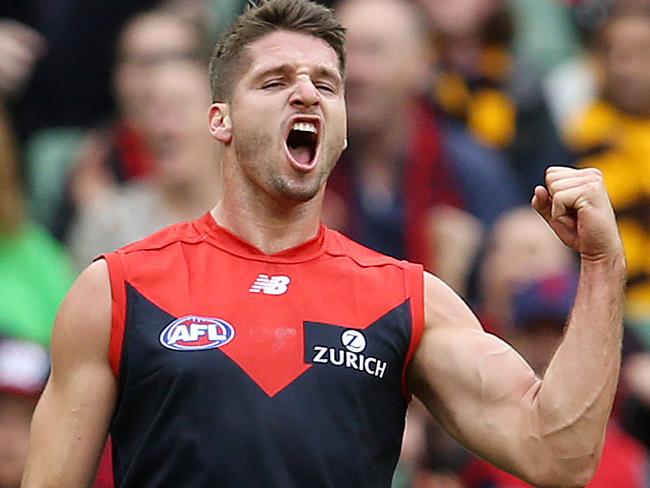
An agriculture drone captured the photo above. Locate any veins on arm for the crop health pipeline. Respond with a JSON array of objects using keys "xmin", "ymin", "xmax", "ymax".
[{"xmin": 409, "ymin": 269, "xmax": 621, "ymax": 487}]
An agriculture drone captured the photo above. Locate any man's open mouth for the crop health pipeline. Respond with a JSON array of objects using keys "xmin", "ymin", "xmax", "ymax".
[{"xmin": 285, "ymin": 119, "xmax": 320, "ymax": 170}]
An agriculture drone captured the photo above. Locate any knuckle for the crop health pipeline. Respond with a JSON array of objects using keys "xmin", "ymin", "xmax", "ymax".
[
  {"xmin": 584, "ymin": 167, "xmax": 602, "ymax": 179},
  {"xmin": 545, "ymin": 166, "xmax": 560, "ymax": 179},
  {"xmin": 545, "ymin": 172, "xmax": 560, "ymax": 185},
  {"xmin": 546, "ymin": 165, "xmax": 564, "ymax": 175}
]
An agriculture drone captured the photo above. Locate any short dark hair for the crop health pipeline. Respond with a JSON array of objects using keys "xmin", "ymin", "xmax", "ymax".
[{"xmin": 208, "ymin": 0, "xmax": 346, "ymax": 102}]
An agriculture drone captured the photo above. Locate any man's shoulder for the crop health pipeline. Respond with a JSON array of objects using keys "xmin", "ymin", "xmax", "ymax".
[
  {"xmin": 324, "ymin": 227, "xmax": 423, "ymax": 273},
  {"xmin": 112, "ymin": 217, "xmax": 205, "ymax": 258}
]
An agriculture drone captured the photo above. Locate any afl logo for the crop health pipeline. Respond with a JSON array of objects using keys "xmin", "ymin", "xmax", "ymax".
[{"xmin": 159, "ymin": 315, "xmax": 235, "ymax": 351}]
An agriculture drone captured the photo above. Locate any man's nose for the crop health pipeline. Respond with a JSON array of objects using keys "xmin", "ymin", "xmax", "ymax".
[{"xmin": 290, "ymin": 80, "xmax": 319, "ymax": 108}]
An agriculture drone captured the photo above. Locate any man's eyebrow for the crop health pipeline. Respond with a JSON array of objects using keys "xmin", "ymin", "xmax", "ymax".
[
  {"xmin": 250, "ymin": 64, "xmax": 293, "ymax": 82},
  {"xmin": 250, "ymin": 63, "xmax": 342, "ymax": 84},
  {"xmin": 312, "ymin": 66, "xmax": 342, "ymax": 84}
]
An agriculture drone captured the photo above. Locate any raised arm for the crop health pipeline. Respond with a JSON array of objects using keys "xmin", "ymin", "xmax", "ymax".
[
  {"xmin": 408, "ymin": 167, "xmax": 625, "ymax": 487},
  {"xmin": 22, "ymin": 259, "xmax": 117, "ymax": 488}
]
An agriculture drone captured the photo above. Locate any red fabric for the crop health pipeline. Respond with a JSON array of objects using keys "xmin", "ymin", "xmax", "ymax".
[
  {"xmin": 113, "ymin": 122, "xmax": 153, "ymax": 180},
  {"xmin": 95, "ymin": 253, "xmax": 127, "ymax": 377},
  {"xmin": 461, "ymin": 422, "xmax": 649, "ymax": 488},
  {"xmin": 101, "ymin": 213, "xmax": 425, "ymax": 397},
  {"xmin": 402, "ymin": 264, "xmax": 425, "ymax": 399},
  {"xmin": 403, "ymin": 100, "xmax": 462, "ymax": 267},
  {"xmin": 93, "ymin": 440, "xmax": 113, "ymax": 488}
]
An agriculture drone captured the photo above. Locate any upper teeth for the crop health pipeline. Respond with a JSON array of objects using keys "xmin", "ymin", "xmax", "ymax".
[{"xmin": 293, "ymin": 121, "xmax": 317, "ymax": 133}]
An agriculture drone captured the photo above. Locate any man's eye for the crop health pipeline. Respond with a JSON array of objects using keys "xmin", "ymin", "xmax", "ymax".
[
  {"xmin": 262, "ymin": 80, "xmax": 284, "ymax": 89},
  {"xmin": 315, "ymin": 83, "xmax": 336, "ymax": 93}
]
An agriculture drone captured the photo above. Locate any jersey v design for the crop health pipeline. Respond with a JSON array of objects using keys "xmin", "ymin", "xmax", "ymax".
[{"xmin": 100, "ymin": 213, "xmax": 424, "ymax": 488}]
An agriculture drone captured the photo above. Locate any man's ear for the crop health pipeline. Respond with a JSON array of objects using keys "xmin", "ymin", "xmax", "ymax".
[{"xmin": 208, "ymin": 102, "xmax": 232, "ymax": 144}]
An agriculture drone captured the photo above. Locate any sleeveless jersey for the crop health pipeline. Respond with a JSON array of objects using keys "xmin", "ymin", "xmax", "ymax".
[{"xmin": 102, "ymin": 212, "xmax": 424, "ymax": 488}]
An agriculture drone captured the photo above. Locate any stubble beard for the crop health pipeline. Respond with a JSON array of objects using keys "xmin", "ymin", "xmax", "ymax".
[{"xmin": 234, "ymin": 132, "xmax": 338, "ymax": 204}]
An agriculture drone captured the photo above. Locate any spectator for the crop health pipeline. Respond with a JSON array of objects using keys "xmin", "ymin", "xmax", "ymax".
[
  {"xmin": 49, "ymin": 9, "xmax": 210, "ymax": 241},
  {"xmin": 565, "ymin": 1, "xmax": 650, "ymax": 321},
  {"xmin": 622, "ymin": 352, "xmax": 650, "ymax": 451},
  {"xmin": 476, "ymin": 206, "xmax": 576, "ymax": 335},
  {"xmin": 0, "ymin": 336, "xmax": 49, "ymax": 488},
  {"xmin": 417, "ymin": 0, "xmax": 570, "ymax": 192},
  {"xmin": 0, "ymin": 104, "xmax": 74, "ymax": 345},
  {"xmin": 437, "ymin": 117, "xmax": 524, "ymax": 229},
  {"xmin": 160, "ymin": 0, "xmax": 247, "ymax": 39},
  {"xmin": 463, "ymin": 271, "xmax": 650, "ymax": 487},
  {"xmin": 0, "ymin": 0, "xmax": 161, "ymax": 143},
  {"xmin": 68, "ymin": 59, "xmax": 220, "ymax": 268},
  {"xmin": 330, "ymin": 0, "xmax": 518, "ymax": 295},
  {"xmin": 397, "ymin": 401, "xmax": 468, "ymax": 488},
  {"xmin": 329, "ymin": 0, "xmax": 463, "ymax": 272}
]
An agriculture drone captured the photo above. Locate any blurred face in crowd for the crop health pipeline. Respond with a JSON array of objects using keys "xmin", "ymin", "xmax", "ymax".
[
  {"xmin": 339, "ymin": 0, "xmax": 429, "ymax": 137},
  {"xmin": 0, "ymin": 394, "xmax": 36, "ymax": 488},
  {"xmin": 509, "ymin": 319, "xmax": 564, "ymax": 376},
  {"xmin": 601, "ymin": 15, "xmax": 650, "ymax": 116},
  {"xmin": 114, "ymin": 13, "xmax": 201, "ymax": 125},
  {"xmin": 416, "ymin": 0, "xmax": 502, "ymax": 39},
  {"xmin": 213, "ymin": 30, "xmax": 347, "ymax": 203},
  {"xmin": 142, "ymin": 61, "xmax": 216, "ymax": 189},
  {"xmin": 479, "ymin": 208, "xmax": 574, "ymax": 326}
]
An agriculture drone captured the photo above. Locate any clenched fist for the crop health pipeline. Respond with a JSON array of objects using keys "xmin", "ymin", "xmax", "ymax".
[{"xmin": 531, "ymin": 166, "xmax": 624, "ymax": 263}]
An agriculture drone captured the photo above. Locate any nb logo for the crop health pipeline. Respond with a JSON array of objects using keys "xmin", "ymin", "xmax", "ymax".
[{"xmin": 249, "ymin": 274, "xmax": 291, "ymax": 295}]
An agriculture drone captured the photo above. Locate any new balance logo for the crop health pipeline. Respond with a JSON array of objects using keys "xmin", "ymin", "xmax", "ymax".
[{"xmin": 249, "ymin": 274, "xmax": 291, "ymax": 295}]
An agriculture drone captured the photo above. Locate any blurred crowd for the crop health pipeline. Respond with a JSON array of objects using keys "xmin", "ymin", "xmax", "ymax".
[{"xmin": 1, "ymin": 0, "xmax": 650, "ymax": 486}]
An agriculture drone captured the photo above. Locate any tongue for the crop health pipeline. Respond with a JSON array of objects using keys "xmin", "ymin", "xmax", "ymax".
[{"xmin": 290, "ymin": 145, "xmax": 312, "ymax": 165}]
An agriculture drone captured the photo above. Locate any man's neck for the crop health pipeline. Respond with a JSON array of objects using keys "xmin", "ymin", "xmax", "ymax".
[{"xmin": 210, "ymin": 181, "xmax": 323, "ymax": 255}]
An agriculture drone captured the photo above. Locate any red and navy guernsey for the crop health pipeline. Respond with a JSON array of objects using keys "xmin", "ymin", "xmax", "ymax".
[{"xmin": 101, "ymin": 212, "xmax": 424, "ymax": 488}]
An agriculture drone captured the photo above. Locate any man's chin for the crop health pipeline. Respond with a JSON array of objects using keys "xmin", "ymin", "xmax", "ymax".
[
  {"xmin": 270, "ymin": 176, "xmax": 324, "ymax": 204},
  {"xmin": 277, "ymin": 185, "xmax": 321, "ymax": 203}
]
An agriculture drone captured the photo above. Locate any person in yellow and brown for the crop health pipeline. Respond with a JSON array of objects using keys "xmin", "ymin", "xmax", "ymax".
[
  {"xmin": 415, "ymin": 0, "xmax": 569, "ymax": 193},
  {"xmin": 565, "ymin": 1, "xmax": 650, "ymax": 324}
]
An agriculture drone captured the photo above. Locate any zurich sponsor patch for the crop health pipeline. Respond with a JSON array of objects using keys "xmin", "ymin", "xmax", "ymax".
[{"xmin": 159, "ymin": 315, "xmax": 235, "ymax": 351}]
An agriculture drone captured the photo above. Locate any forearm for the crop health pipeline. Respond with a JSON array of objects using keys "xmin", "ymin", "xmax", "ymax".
[{"xmin": 533, "ymin": 254, "xmax": 625, "ymax": 478}]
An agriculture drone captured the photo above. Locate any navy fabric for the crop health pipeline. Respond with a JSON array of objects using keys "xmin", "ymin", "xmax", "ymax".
[{"xmin": 110, "ymin": 285, "xmax": 412, "ymax": 488}]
